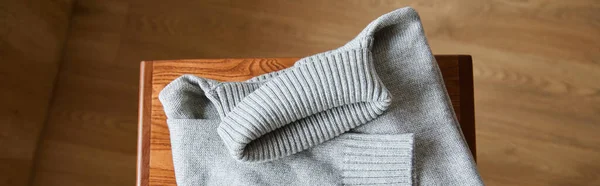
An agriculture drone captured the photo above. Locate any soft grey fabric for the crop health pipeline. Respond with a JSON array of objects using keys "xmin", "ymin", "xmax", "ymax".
[{"xmin": 159, "ymin": 7, "xmax": 483, "ymax": 186}]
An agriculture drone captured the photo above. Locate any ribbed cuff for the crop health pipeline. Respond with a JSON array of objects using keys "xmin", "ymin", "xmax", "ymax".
[
  {"xmin": 216, "ymin": 48, "xmax": 392, "ymax": 162},
  {"xmin": 337, "ymin": 133, "xmax": 414, "ymax": 186}
]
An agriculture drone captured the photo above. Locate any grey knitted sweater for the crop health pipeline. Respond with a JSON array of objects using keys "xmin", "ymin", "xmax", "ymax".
[{"xmin": 159, "ymin": 7, "xmax": 483, "ymax": 186}]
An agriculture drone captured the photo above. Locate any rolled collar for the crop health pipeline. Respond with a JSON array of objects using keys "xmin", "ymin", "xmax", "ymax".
[{"xmin": 206, "ymin": 48, "xmax": 391, "ymax": 162}]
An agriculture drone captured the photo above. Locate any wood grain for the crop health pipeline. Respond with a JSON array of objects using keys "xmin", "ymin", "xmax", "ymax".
[
  {"xmin": 0, "ymin": 0, "xmax": 73, "ymax": 185},
  {"xmin": 139, "ymin": 56, "xmax": 474, "ymax": 186},
  {"xmin": 149, "ymin": 58, "xmax": 298, "ymax": 185},
  {"xmin": 31, "ymin": 1, "xmax": 600, "ymax": 186},
  {"xmin": 31, "ymin": 1, "xmax": 136, "ymax": 186}
]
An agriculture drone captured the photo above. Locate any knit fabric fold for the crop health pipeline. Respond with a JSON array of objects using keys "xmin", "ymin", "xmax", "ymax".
[
  {"xmin": 159, "ymin": 7, "xmax": 483, "ymax": 186},
  {"xmin": 165, "ymin": 118, "xmax": 416, "ymax": 186},
  {"xmin": 216, "ymin": 48, "xmax": 392, "ymax": 162}
]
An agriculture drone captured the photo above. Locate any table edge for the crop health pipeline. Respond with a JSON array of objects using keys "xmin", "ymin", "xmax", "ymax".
[
  {"xmin": 136, "ymin": 55, "xmax": 476, "ymax": 185},
  {"xmin": 137, "ymin": 61, "xmax": 153, "ymax": 186},
  {"xmin": 458, "ymin": 55, "xmax": 476, "ymax": 161}
]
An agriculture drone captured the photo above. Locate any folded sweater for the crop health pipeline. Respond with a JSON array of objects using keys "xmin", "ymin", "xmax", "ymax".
[{"xmin": 159, "ymin": 7, "xmax": 483, "ymax": 186}]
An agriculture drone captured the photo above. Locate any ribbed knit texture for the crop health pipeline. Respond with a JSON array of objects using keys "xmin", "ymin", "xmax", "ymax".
[
  {"xmin": 213, "ymin": 49, "xmax": 391, "ymax": 162},
  {"xmin": 159, "ymin": 7, "xmax": 483, "ymax": 186},
  {"xmin": 338, "ymin": 134, "xmax": 414, "ymax": 185}
]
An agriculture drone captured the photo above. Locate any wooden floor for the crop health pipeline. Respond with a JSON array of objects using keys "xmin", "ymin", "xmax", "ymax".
[
  {"xmin": 2, "ymin": 0, "xmax": 599, "ymax": 185},
  {"xmin": 1, "ymin": 0, "xmax": 73, "ymax": 185}
]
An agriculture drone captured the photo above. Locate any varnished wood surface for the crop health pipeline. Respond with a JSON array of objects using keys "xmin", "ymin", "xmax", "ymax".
[
  {"xmin": 0, "ymin": 0, "xmax": 74, "ymax": 185},
  {"xmin": 29, "ymin": 0, "xmax": 600, "ymax": 186},
  {"xmin": 139, "ymin": 56, "xmax": 474, "ymax": 186},
  {"xmin": 137, "ymin": 62, "xmax": 153, "ymax": 186}
]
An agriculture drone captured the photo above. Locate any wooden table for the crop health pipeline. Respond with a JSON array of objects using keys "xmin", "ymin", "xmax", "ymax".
[{"xmin": 137, "ymin": 55, "xmax": 475, "ymax": 186}]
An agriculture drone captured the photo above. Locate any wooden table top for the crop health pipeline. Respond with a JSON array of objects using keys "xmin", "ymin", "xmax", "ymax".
[{"xmin": 137, "ymin": 55, "xmax": 475, "ymax": 186}]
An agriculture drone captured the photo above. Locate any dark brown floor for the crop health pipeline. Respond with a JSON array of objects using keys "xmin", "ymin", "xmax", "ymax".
[
  {"xmin": 2, "ymin": 0, "xmax": 599, "ymax": 185},
  {"xmin": 1, "ymin": 0, "xmax": 73, "ymax": 185}
]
